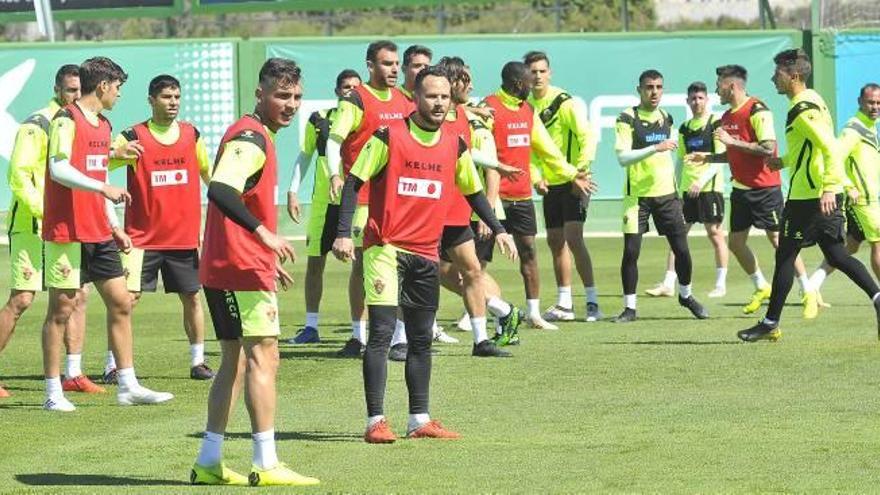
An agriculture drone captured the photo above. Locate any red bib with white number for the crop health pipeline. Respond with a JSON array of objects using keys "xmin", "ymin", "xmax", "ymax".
[{"xmin": 126, "ymin": 121, "xmax": 201, "ymax": 249}]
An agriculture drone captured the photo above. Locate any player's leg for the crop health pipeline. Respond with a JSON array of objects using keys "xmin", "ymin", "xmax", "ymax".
[
  {"xmin": 346, "ymin": 205, "xmax": 369, "ymax": 351},
  {"xmin": 739, "ymin": 235, "xmax": 799, "ymax": 341},
  {"xmin": 158, "ymin": 249, "xmax": 213, "ymax": 379},
  {"xmin": 706, "ymin": 222, "xmax": 729, "ymax": 297},
  {"xmin": 517, "ymin": 233, "xmax": 550, "ymax": 328},
  {"xmin": 192, "ymin": 288, "xmax": 249, "ymax": 485},
  {"xmin": 446, "ymin": 239, "xmax": 510, "ymax": 356},
  {"xmin": 646, "ymin": 251, "xmax": 677, "ymax": 297},
  {"xmin": 657, "ymin": 195, "xmax": 708, "ymax": 319},
  {"xmin": 362, "ymin": 245, "xmax": 400, "ymax": 443},
  {"xmin": 728, "ymin": 189, "xmax": 773, "ymax": 314},
  {"xmin": 0, "ymin": 232, "xmax": 43, "ymax": 396},
  {"xmin": 88, "ymin": 241, "xmax": 172, "ymax": 405},
  {"xmin": 543, "ymin": 187, "xmax": 573, "ymax": 321},
  {"xmin": 615, "ymin": 196, "xmax": 650, "ymax": 322},
  {"xmin": 0, "ymin": 290, "xmax": 35, "ymax": 354},
  {"xmin": 294, "ymin": 202, "xmax": 336, "ymax": 345},
  {"xmin": 766, "ymin": 229, "xmax": 817, "ymax": 318},
  {"xmin": 561, "ymin": 188, "xmax": 599, "ymax": 321},
  {"xmin": 61, "ymin": 287, "xmax": 104, "ymax": 394}
]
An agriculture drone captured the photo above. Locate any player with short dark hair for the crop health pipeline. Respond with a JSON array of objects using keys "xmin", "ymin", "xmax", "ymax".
[
  {"xmin": 332, "ymin": 66, "xmax": 517, "ymax": 443},
  {"xmin": 285, "ymin": 69, "xmax": 362, "ymax": 346},
  {"xmin": 41, "ymin": 56, "xmax": 173, "ymax": 411},
  {"xmin": 191, "ymin": 58, "xmax": 319, "ymax": 487},
  {"xmin": 524, "ymin": 51, "xmax": 602, "ymax": 323},
  {"xmin": 738, "ymin": 49, "xmax": 880, "ymax": 342},
  {"xmin": 612, "ymin": 69, "xmax": 708, "ymax": 323},
  {"xmin": 0, "ymin": 65, "xmax": 100, "ymax": 399},
  {"xmin": 109, "ymin": 74, "xmax": 214, "ymax": 380},
  {"xmin": 646, "ymin": 81, "xmax": 729, "ymax": 298},
  {"xmin": 400, "ymin": 45, "xmax": 433, "ymax": 100}
]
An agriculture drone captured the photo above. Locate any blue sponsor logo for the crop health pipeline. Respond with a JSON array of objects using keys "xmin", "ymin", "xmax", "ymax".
[
  {"xmin": 686, "ymin": 137, "xmax": 705, "ymax": 148},
  {"xmin": 644, "ymin": 132, "xmax": 668, "ymax": 143}
]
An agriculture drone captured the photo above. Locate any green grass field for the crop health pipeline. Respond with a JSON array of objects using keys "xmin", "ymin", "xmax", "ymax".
[{"xmin": 2, "ymin": 237, "xmax": 880, "ymax": 494}]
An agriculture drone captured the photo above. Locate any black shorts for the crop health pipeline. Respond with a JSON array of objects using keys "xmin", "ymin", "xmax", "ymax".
[
  {"xmin": 624, "ymin": 193, "xmax": 687, "ymax": 236},
  {"xmin": 439, "ymin": 224, "xmax": 475, "ymax": 262},
  {"xmin": 730, "ymin": 186, "xmax": 783, "ymax": 233},
  {"xmin": 128, "ymin": 249, "xmax": 200, "ymax": 293},
  {"xmin": 846, "ymin": 205, "xmax": 867, "ymax": 243},
  {"xmin": 500, "ymin": 199, "xmax": 538, "ymax": 236},
  {"xmin": 471, "ymin": 221, "xmax": 495, "ymax": 263},
  {"xmin": 782, "ymin": 195, "xmax": 846, "ymax": 248},
  {"xmin": 543, "ymin": 183, "xmax": 589, "ymax": 229},
  {"xmin": 81, "ymin": 241, "xmax": 125, "ymax": 285},
  {"xmin": 310, "ymin": 204, "xmax": 339, "ymax": 257},
  {"xmin": 397, "ymin": 252, "xmax": 440, "ymax": 311},
  {"xmin": 682, "ymin": 191, "xmax": 725, "ymax": 225}
]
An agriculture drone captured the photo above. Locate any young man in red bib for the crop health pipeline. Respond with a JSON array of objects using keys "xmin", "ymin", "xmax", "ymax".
[
  {"xmin": 110, "ymin": 75, "xmax": 214, "ymax": 381},
  {"xmin": 42, "ymin": 57, "xmax": 173, "ymax": 412},
  {"xmin": 332, "ymin": 66, "xmax": 518, "ymax": 443},
  {"xmin": 191, "ymin": 58, "xmax": 318, "ymax": 487},
  {"xmin": 323, "ymin": 40, "xmax": 412, "ymax": 358}
]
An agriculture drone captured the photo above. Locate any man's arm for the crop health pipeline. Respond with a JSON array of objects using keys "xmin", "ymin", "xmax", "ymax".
[
  {"xmin": 560, "ymin": 96, "xmax": 595, "ymax": 171},
  {"xmin": 8, "ymin": 123, "xmax": 46, "ymax": 218},
  {"xmin": 714, "ymin": 106, "xmax": 775, "ymax": 159},
  {"xmin": 195, "ymin": 133, "xmax": 212, "ymax": 184},
  {"xmin": 327, "ymin": 94, "xmax": 364, "ymax": 177},
  {"xmin": 108, "ymin": 128, "xmax": 140, "ymax": 170},
  {"xmin": 530, "ymin": 113, "xmax": 577, "ymax": 182},
  {"xmin": 792, "ymin": 107, "xmax": 844, "ymax": 193}
]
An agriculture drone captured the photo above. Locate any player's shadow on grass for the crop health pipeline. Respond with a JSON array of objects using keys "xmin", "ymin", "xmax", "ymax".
[
  {"xmin": 186, "ymin": 430, "xmax": 361, "ymax": 442},
  {"xmin": 279, "ymin": 349, "xmax": 348, "ymax": 360},
  {"xmin": 15, "ymin": 473, "xmax": 188, "ymax": 486},
  {"xmin": 600, "ymin": 340, "xmax": 741, "ymax": 345}
]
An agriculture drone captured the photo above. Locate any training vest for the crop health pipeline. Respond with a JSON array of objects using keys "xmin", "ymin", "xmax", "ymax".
[
  {"xmin": 720, "ymin": 97, "xmax": 780, "ymax": 189},
  {"xmin": 842, "ymin": 114, "xmax": 880, "ymax": 206},
  {"xmin": 443, "ymin": 106, "xmax": 473, "ymax": 227},
  {"xmin": 365, "ymin": 119, "xmax": 460, "ymax": 261},
  {"xmin": 621, "ymin": 107, "xmax": 675, "ymax": 197},
  {"xmin": 485, "ymin": 94, "xmax": 534, "ymax": 200},
  {"xmin": 126, "ymin": 121, "xmax": 201, "ymax": 249},
  {"xmin": 341, "ymin": 85, "xmax": 411, "ymax": 205},
  {"xmin": 43, "ymin": 103, "xmax": 113, "ymax": 243},
  {"xmin": 200, "ymin": 116, "xmax": 278, "ymax": 291},
  {"xmin": 679, "ymin": 115, "xmax": 723, "ymax": 193}
]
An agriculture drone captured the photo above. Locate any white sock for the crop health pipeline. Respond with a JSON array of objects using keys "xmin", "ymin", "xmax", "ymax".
[
  {"xmin": 65, "ymin": 354, "xmax": 82, "ymax": 379},
  {"xmin": 486, "ymin": 297, "xmax": 511, "ymax": 318},
  {"xmin": 762, "ymin": 317, "xmax": 778, "ymax": 326},
  {"xmin": 252, "ymin": 430, "xmax": 278, "ymax": 471},
  {"xmin": 351, "ymin": 320, "xmax": 366, "ymax": 344},
  {"xmin": 305, "ymin": 312, "xmax": 319, "ymax": 329},
  {"xmin": 715, "ymin": 267, "xmax": 728, "ymax": 288},
  {"xmin": 391, "ymin": 320, "xmax": 408, "ymax": 346},
  {"xmin": 873, "ymin": 293, "xmax": 880, "ymax": 303},
  {"xmin": 624, "ymin": 294, "xmax": 637, "ymax": 310},
  {"xmin": 104, "ymin": 350, "xmax": 117, "ymax": 373},
  {"xmin": 117, "ymin": 367, "xmax": 139, "ymax": 391},
  {"xmin": 585, "ymin": 286, "xmax": 598, "ymax": 304},
  {"xmin": 471, "ymin": 317, "xmax": 488, "ymax": 344},
  {"xmin": 526, "ymin": 299, "xmax": 540, "ymax": 317},
  {"xmin": 556, "ymin": 286, "xmax": 572, "ymax": 309},
  {"xmin": 750, "ymin": 270, "xmax": 768, "ymax": 290},
  {"xmin": 679, "ymin": 284, "xmax": 693, "ymax": 299},
  {"xmin": 810, "ymin": 268, "xmax": 828, "ymax": 289},
  {"xmin": 432, "ymin": 319, "xmax": 441, "ymax": 333},
  {"xmin": 196, "ymin": 431, "xmax": 224, "ymax": 467},
  {"xmin": 367, "ymin": 415, "xmax": 385, "ymax": 428},
  {"xmin": 662, "ymin": 270, "xmax": 677, "ymax": 288},
  {"xmin": 190, "ymin": 343, "xmax": 205, "ymax": 367},
  {"xmin": 407, "ymin": 413, "xmax": 430, "ymax": 432},
  {"xmin": 45, "ymin": 376, "xmax": 63, "ymax": 399},
  {"xmin": 797, "ymin": 274, "xmax": 812, "ymax": 292}
]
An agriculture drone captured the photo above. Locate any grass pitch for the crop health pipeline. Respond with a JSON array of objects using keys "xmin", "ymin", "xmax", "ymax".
[{"xmin": 1, "ymin": 237, "xmax": 880, "ymax": 493}]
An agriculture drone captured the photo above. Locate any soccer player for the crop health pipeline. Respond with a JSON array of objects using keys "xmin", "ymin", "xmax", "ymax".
[
  {"xmin": 324, "ymin": 40, "xmax": 411, "ymax": 358},
  {"xmin": 613, "ymin": 69, "xmax": 708, "ymax": 323},
  {"xmin": 810, "ymin": 84, "xmax": 880, "ymax": 294},
  {"xmin": 42, "ymin": 56, "xmax": 173, "ymax": 411},
  {"xmin": 191, "ymin": 58, "xmax": 319, "ymax": 486},
  {"xmin": 331, "ymin": 65, "xmax": 518, "ymax": 443},
  {"xmin": 436, "ymin": 55, "xmax": 523, "ymax": 356},
  {"xmin": 399, "ymin": 44, "xmax": 432, "ymax": 100},
  {"xmin": 285, "ymin": 69, "xmax": 361, "ymax": 345},
  {"xmin": 524, "ymin": 51, "xmax": 601, "ymax": 322},
  {"xmin": 646, "ymin": 81, "xmax": 729, "ymax": 298},
  {"xmin": 110, "ymin": 75, "xmax": 214, "ymax": 380},
  {"xmin": 481, "ymin": 61, "xmax": 594, "ymax": 330},
  {"xmin": 738, "ymin": 49, "xmax": 880, "ymax": 342},
  {"xmin": 691, "ymin": 64, "xmax": 816, "ymax": 317},
  {"xmin": 0, "ymin": 65, "xmax": 101, "ymax": 398}
]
